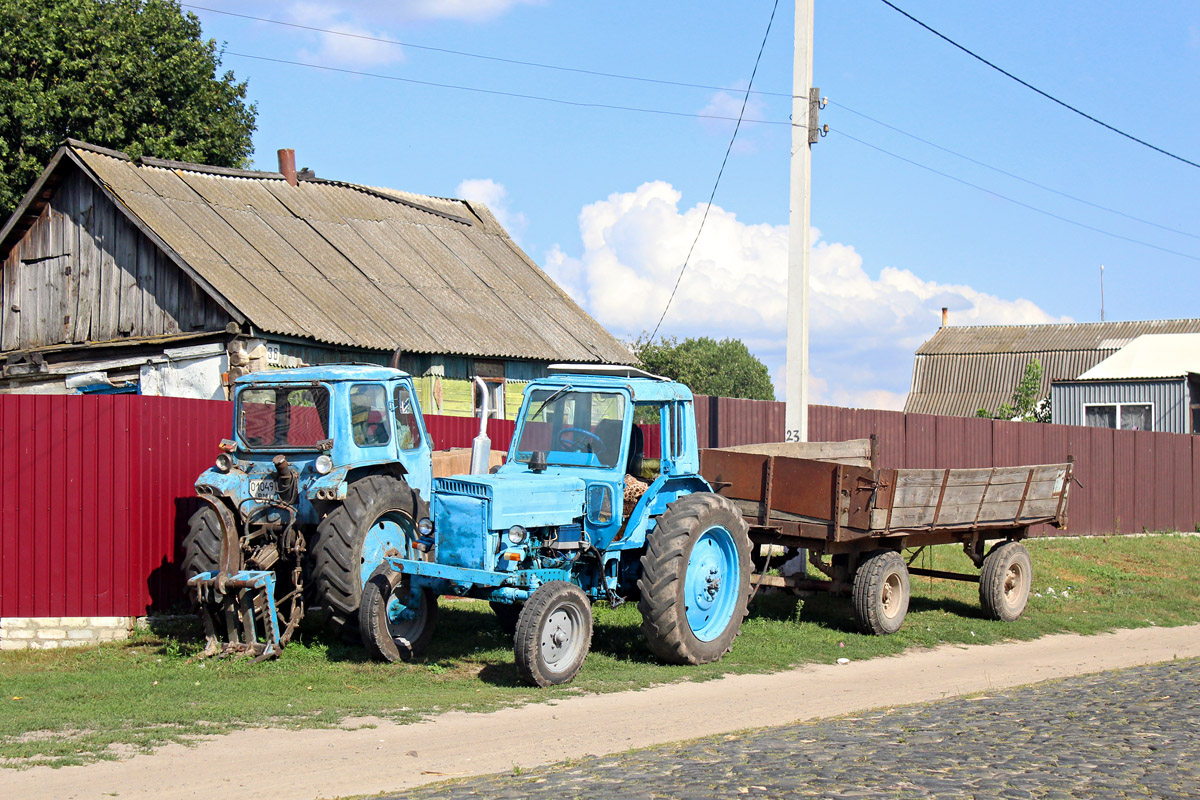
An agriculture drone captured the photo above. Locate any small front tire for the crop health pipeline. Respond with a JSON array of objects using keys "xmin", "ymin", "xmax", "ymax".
[
  {"xmin": 359, "ymin": 568, "xmax": 439, "ymax": 662},
  {"xmin": 514, "ymin": 582, "xmax": 592, "ymax": 687}
]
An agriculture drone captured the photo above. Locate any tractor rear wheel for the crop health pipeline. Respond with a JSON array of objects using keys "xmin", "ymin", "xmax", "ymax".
[
  {"xmin": 309, "ymin": 475, "xmax": 421, "ymax": 636},
  {"xmin": 638, "ymin": 493, "xmax": 752, "ymax": 665},
  {"xmin": 182, "ymin": 504, "xmax": 223, "ymax": 580},
  {"xmin": 359, "ymin": 567, "xmax": 439, "ymax": 662},
  {"xmin": 514, "ymin": 582, "xmax": 593, "ymax": 687}
]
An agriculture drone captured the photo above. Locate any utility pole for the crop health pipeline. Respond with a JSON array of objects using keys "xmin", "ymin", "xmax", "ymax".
[
  {"xmin": 785, "ymin": 0, "xmax": 816, "ymax": 442},
  {"xmin": 1100, "ymin": 264, "xmax": 1106, "ymax": 322}
]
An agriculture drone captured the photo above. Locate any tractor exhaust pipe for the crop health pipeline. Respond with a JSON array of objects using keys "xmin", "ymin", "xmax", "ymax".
[{"xmin": 470, "ymin": 376, "xmax": 491, "ymax": 474}]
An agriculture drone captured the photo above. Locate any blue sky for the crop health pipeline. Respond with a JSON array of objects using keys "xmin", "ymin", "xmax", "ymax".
[{"xmin": 185, "ymin": 1, "xmax": 1200, "ymax": 408}]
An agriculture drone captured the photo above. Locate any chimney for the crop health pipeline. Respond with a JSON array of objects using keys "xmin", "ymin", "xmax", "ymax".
[
  {"xmin": 941, "ymin": 307, "xmax": 948, "ymax": 328},
  {"xmin": 277, "ymin": 148, "xmax": 297, "ymax": 186}
]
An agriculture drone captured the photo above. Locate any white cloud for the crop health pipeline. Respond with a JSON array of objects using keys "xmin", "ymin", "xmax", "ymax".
[
  {"xmin": 456, "ymin": 178, "xmax": 528, "ymax": 242},
  {"xmin": 545, "ymin": 181, "xmax": 1070, "ymax": 409},
  {"xmin": 287, "ymin": 3, "xmax": 405, "ymax": 66},
  {"xmin": 400, "ymin": 0, "xmax": 545, "ymax": 22},
  {"xmin": 698, "ymin": 85, "xmax": 767, "ymax": 152}
]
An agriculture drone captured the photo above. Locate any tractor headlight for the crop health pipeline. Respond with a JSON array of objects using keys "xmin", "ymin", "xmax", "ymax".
[
  {"xmin": 215, "ymin": 452, "xmax": 235, "ymax": 473},
  {"xmin": 314, "ymin": 454, "xmax": 333, "ymax": 475},
  {"xmin": 418, "ymin": 517, "xmax": 434, "ymax": 536},
  {"xmin": 507, "ymin": 525, "xmax": 527, "ymax": 544}
]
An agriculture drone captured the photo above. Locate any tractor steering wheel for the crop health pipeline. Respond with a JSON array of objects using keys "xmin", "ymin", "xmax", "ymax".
[{"xmin": 557, "ymin": 427, "xmax": 605, "ymax": 456}]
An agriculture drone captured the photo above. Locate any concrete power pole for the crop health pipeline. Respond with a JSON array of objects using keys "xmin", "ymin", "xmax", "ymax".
[{"xmin": 785, "ymin": 0, "xmax": 816, "ymax": 442}]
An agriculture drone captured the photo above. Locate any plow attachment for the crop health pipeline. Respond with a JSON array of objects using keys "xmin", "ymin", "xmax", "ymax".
[{"xmin": 188, "ymin": 570, "xmax": 293, "ymax": 660}]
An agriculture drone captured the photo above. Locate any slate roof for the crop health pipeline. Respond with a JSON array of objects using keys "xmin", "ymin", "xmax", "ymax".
[
  {"xmin": 0, "ymin": 140, "xmax": 629, "ymax": 364},
  {"xmin": 905, "ymin": 319, "xmax": 1200, "ymax": 416}
]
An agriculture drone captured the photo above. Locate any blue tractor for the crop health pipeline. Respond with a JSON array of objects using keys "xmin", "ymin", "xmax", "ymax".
[
  {"xmin": 185, "ymin": 365, "xmax": 433, "ymax": 658},
  {"xmin": 358, "ymin": 366, "xmax": 752, "ymax": 686}
]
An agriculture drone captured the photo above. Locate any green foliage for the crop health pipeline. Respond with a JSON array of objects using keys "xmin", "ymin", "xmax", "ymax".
[
  {"xmin": 979, "ymin": 359, "xmax": 1050, "ymax": 422},
  {"xmin": 631, "ymin": 334, "xmax": 775, "ymax": 400},
  {"xmin": 0, "ymin": 0, "xmax": 256, "ymax": 219}
]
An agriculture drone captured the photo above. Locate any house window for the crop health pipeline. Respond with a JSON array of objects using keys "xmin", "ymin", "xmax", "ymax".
[
  {"xmin": 1084, "ymin": 403, "xmax": 1153, "ymax": 431},
  {"xmin": 473, "ymin": 378, "xmax": 505, "ymax": 419}
]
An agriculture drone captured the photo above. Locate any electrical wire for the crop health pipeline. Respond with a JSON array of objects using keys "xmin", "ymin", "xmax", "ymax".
[
  {"xmin": 649, "ymin": 0, "xmax": 782, "ymax": 341},
  {"xmin": 222, "ymin": 50, "xmax": 788, "ymax": 126},
  {"xmin": 876, "ymin": 0, "xmax": 1200, "ymax": 170},
  {"xmin": 831, "ymin": 128, "xmax": 1200, "ymax": 263},
  {"xmin": 829, "ymin": 100, "xmax": 1200, "ymax": 242}
]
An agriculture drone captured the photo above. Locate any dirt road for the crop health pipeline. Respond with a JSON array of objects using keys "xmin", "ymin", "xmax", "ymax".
[{"xmin": 12, "ymin": 623, "xmax": 1200, "ymax": 800}]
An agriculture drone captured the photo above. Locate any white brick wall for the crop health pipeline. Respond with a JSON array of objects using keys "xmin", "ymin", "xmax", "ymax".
[{"xmin": 0, "ymin": 616, "xmax": 135, "ymax": 650}]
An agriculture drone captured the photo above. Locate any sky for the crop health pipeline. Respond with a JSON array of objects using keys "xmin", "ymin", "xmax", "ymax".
[{"xmin": 183, "ymin": 0, "xmax": 1200, "ymax": 409}]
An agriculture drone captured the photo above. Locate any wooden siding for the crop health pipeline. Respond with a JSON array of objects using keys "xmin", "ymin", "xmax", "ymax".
[{"xmin": 1, "ymin": 168, "xmax": 230, "ymax": 352}]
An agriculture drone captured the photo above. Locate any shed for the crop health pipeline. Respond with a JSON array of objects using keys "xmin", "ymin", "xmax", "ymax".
[
  {"xmin": 905, "ymin": 319, "xmax": 1200, "ymax": 418},
  {"xmin": 1050, "ymin": 333, "xmax": 1200, "ymax": 433},
  {"xmin": 0, "ymin": 140, "xmax": 629, "ymax": 415}
]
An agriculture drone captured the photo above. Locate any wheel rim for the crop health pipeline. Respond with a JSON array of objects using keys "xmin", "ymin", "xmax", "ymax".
[
  {"xmin": 360, "ymin": 511, "xmax": 413, "ymax": 586},
  {"xmin": 1003, "ymin": 561, "xmax": 1025, "ymax": 605},
  {"xmin": 683, "ymin": 526, "xmax": 740, "ymax": 642},
  {"xmin": 384, "ymin": 583, "xmax": 429, "ymax": 644},
  {"xmin": 880, "ymin": 571, "xmax": 904, "ymax": 620},
  {"xmin": 540, "ymin": 601, "xmax": 586, "ymax": 674}
]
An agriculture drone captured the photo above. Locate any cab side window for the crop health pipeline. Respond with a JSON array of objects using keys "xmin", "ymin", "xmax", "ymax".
[
  {"xmin": 350, "ymin": 384, "xmax": 390, "ymax": 446},
  {"xmin": 394, "ymin": 385, "xmax": 422, "ymax": 451}
]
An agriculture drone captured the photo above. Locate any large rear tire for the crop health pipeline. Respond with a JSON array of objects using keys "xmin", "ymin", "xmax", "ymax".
[
  {"xmin": 514, "ymin": 582, "xmax": 592, "ymax": 687},
  {"xmin": 852, "ymin": 549, "xmax": 910, "ymax": 635},
  {"xmin": 637, "ymin": 493, "xmax": 752, "ymax": 665},
  {"xmin": 309, "ymin": 475, "xmax": 421, "ymax": 635},
  {"xmin": 182, "ymin": 504, "xmax": 223, "ymax": 580},
  {"xmin": 980, "ymin": 541, "xmax": 1032, "ymax": 621},
  {"xmin": 359, "ymin": 567, "xmax": 439, "ymax": 662}
]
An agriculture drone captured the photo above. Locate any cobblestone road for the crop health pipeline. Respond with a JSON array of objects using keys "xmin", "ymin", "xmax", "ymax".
[{"xmin": 385, "ymin": 658, "xmax": 1199, "ymax": 800}]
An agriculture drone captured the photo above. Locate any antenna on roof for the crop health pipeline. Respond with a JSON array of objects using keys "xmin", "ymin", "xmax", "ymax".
[{"xmin": 1100, "ymin": 264, "xmax": 1106, "ymax": 322}]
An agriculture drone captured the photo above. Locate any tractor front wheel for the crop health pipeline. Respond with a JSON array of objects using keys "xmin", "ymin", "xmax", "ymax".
[
  {"xmin": 359, "ymin": 567, "xmax": 439, "ymax": 662},
  {"xmin": 514, "ymin": 582, "xmax": 593, "ymax": 687},
  {"xmin": 310, "ymin": 475, "xmax": 421, "ymax": 636},
  {"xmin": 638, "ymin": 493, "xmax": 752, "ymax": 665}
]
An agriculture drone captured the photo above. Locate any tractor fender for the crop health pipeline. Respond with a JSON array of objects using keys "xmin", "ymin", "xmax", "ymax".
[
  {"xmin": 195, "ymin": 493, "xmax": 242, "ymax": 587},
  {"xmin": 612, "ymin": 474, "xmax": 714, "ymax": 551},
  {"xmin": 306, "ymin": 466, "xmax": 351, "ymax": 501}
]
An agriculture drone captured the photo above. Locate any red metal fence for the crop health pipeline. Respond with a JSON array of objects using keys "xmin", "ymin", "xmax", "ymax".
[{"xmin": 3, "ymin": 393, "xmax": 1198, "ymax": 618}]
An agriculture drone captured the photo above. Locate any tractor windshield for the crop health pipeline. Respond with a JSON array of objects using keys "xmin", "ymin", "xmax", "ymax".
[
  {"xmin": 514, "ymin": 389, "xmax": 626, "ymax": 469},
  {"xmin": 238, "ymin": 386, "xmax": 330, "ymax": 449}
]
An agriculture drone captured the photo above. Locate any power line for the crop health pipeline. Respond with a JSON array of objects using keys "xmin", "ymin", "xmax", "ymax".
[
  {"xmin": 831, "ymin": 128, "xmax": 1200, "ymax": 263},
  {"xmin": 187, "ymin": 4, "xmax": 793, "ymax": 99},
  {"xmin": 223, "ymin": 50, "xmax": 790, "ymax": 126},
  {"xmin": 876, "ymin": 0, "xmax": 1200, "ymax": 170},
  {"xmin": 829, "ymin": 100, "xmax": 1200, "ymax": 242},
  {"xmin": 649, "ymin": 0, "xmax": 782, "ymax": 341}
]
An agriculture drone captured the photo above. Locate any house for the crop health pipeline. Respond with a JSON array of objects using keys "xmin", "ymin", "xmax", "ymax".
[
  {"xmin": 1050, "ymin": 333, "xmax": 1200, "ymax": 433},
  {"xmin": 0, "ymin": 140, "xmax": 629, "ymax": 417},
  {"xmin": 905, "ymin": 319, "xmax": 1200, "ymax": 418}
]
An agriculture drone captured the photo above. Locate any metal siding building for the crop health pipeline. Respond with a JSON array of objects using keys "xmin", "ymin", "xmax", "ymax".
[{"xmin": 1051, "ymin": 379, "xmax": 1188, "ymax": 433}]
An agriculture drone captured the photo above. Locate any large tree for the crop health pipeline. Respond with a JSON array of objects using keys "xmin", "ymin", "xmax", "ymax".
[
  {"xmin": 0, "ymin": 0, "xmax": 256, "ymax": 219},
  {"xmin": 632, "ymin": 334, "xmax": 776, "ymax": 401}
]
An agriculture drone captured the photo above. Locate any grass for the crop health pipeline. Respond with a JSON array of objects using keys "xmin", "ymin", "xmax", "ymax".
[{"xmin": 3, "ymin": 534, "xmax": 1200, "ymax": 768}]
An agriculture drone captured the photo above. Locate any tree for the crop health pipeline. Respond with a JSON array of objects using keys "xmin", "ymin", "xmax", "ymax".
[
  {"xmin": 976, "ymin": 360, "xmax": 1050, "ymax": 422},
  {"xmin": 631, "ymin": 334, "xmax": 776, "ymax": 401},
  {"xmin": 0, "ymin": 0, "xmax": 256, "ymax": 219}
]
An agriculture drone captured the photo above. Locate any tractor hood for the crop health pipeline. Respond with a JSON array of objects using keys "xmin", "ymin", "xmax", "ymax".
[{"xmin": 434, "ymin": 473, "xmax": 585, "ymax": 530}]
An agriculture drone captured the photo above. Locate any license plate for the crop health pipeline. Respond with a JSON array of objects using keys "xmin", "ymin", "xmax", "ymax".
[{"xmin": 249, "ymin": 477, "xmax": 278, "ymax": 500}]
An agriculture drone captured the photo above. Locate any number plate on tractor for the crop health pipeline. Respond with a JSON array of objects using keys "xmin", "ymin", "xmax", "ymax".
[{"xmin": 249, "ymin": 477, "xmax": 278, "ymax": 499}]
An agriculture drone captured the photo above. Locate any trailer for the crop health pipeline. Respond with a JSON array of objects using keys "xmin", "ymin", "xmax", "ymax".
[{"xmin": 700, "ymin": 439, "xmax": 1073, "ymax": 633}]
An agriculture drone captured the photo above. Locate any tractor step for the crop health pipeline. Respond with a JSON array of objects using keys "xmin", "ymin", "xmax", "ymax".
[{"xmin": 188, "ymin": 570, "xmax": 285, "ymax": 660}]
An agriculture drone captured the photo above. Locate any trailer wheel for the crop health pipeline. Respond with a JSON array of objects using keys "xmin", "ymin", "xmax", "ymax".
[
  {"xmin": 182, "ymin": 505, "xmax": 223, "ymax": 579},
  {"xmin": 490, "ymin": 602, "xmax": 522, "ymax": 638},
  {"xmin": 852, "ymin": 550, "xmax": 910, "ymax": 635},
  {"xmin": 359, "ymin": 567, "xmax": 439, "ymax": 662},
  {"xmin": 980, "ymin": 541, "xmax": 1032, "ymax": 621},
  {"xmin": 309, "ymin": 475, "xmax": 421, "ymax": 636},
  {"xmin": 638, "ymin": 493, "xmax": 752, "ymax": 665},
  {"xmin": 514, "ymin": 582, "xmax": 592, "ymax": 687}
]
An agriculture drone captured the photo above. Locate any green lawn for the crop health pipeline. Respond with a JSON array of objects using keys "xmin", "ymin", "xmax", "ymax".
[{"xmin": 3, "ymin": 534, "xmax": 1199, "ymax": 768}]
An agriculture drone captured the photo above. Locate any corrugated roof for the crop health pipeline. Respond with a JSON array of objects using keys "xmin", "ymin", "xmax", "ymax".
[
  {"xmin": 1076, "ymin": 333, "xmax": 1200, "ymax": 380},
  {"xmin": 54, "ymin": 141, "xmax": 629, "ymax": 363},
  {"xmin": 906, "ymin": 319, "xmax": 1200, "ymax": 416}
]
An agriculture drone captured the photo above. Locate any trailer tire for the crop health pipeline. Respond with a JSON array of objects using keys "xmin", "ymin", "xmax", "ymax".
[
  {"xmin": 309, "ymin": 475, "xmax": 421, "ymax": 636},
  {"xmin": 359, "ymin": 566, "xmax": 439, "ymax": 662},
  {"xmin": 182, "ymin": 504, "xmax": 223, "ymax": 580},
  {"xmin": 490, "ymin": 602, "xmax": 522, "ymax": 638},
  {"xmin": 514, "ymin": 582, "xmax": 592, "ymax": 687},
  {"xmin": 638, "ymin": 493, "xmax": 752, "ymax": 665},
  {"xmin": 852, "ymin": 549, "xmax": 910, "ymax": 635},
  {"xmin": 980, "ymin": 541, "xmax": 1032, "ymax": 621}
]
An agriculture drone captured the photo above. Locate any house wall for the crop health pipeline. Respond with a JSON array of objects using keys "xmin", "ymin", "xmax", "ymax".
[
  {"xmin": 1051, "ymin": 379, "xmax": 1188, "ymax": 433},
  {"xmin": 1, "ymin": 169, "xmax": 231, "ymax": 353}
]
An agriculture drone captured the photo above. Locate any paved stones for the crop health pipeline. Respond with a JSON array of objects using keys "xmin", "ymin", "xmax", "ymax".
[{"xmin": 385, "ymin": 658, "xmax": 1200, "ymax": 799}]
